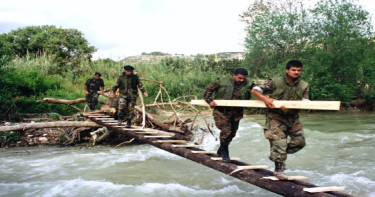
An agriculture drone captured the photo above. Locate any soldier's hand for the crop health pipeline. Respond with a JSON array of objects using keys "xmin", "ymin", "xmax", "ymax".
[
  {"xmin": 144, "ymin": 93, "xmax": 149, "ymax": 98},
  {"xmin": 209, "ymin": 101, "xmax": 217, "ymax": 107},
  {"xmin": 264, "ymin": 97, "xmax": 275, "ymax": 109},
  {"xmin": 85, "ymin": 91, "xmax": 89, "ymax": 95},
  {"xmin": 280, "ymin": 106, "xmax": 288, "ymax": 110},
  {"xmin": 110, "ymin": 93, "xmax": 115, "ymax": 98}
]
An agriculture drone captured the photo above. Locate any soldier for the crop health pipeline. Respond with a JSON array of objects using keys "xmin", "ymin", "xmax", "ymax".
[
  {"xmin": 110, "ymin": 65, "xmax": 149, "ymax": 127},
  {"xmin": 204, "ymin": 68, "xmax": 253, "ymax": 162},
  {"xmin": 84, "ymin": 72, "xmax": 105, "ymax": 111},
  {"xmin": 251, "ymin": 60, "xmax": 309, "ymax": 180}
]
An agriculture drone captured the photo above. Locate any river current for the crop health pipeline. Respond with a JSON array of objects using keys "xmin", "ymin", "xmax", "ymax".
[{"xmin": 1, "ymin": 112, "xmax": 374, "ymax": 197}]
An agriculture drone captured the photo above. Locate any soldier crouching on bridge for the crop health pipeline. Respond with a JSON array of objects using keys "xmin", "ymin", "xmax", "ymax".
[
  {"xmin": 204, "ymin": 68, "xmax": 253, "ymax": 162},
  {"xmin": 84, "ymin": 72, "xmax": 105, "ymax": 111},
  {"xmin": 251, "ymin": 60, "xmax": 309, "ymax": 180},
  {"xmin": 110, "ymin": 65, "xmax": 149, "ymax": 128}
]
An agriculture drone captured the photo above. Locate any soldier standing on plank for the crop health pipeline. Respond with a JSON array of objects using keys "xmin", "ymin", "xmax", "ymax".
[
  {"xmin": 204, "ymin": 68, "xmax": 253, "ymax": 162},
  {"xmin": 84, "ymin": 72, "xmax": 104, "ymax": 111},
  {"xmin": 251, "ymin": 60, "xmax": 309, "ymax": 180},
  {"xmin": 110, "ymin": 65, "xmax": 149, "ymax": 128}
]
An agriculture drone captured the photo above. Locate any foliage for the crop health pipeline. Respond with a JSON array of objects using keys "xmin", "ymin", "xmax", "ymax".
[
  {"xmin": 241, "ymin": 0, "xmax": 375, "ymax": 102},
  {"xmin": 0, "ymin": 25, "xmax": 96, "ymax": 72}
]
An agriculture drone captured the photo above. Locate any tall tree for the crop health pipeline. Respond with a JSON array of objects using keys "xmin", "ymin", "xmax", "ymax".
[
  {"xmin": 241, "ymin": 0, "xmax": 375, "ymax": 102},
  {"xmin": 1, "ymin": 25, "xmax": 96, "ymax": 71}
]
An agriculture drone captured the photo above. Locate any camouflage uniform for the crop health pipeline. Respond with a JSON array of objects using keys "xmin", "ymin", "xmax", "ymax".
[
  {"xmin": 253, "ymin": 74, "xmax": 309, "ymax": 163},
  {"xmin": 204, "ymin": 77, "xmax": 253, "ymax": 145},
  {"xmin": 85, "ymin": 77, "xmax": 104, "ymax": 110},
  {"xmin": 112, "ymin": 72, "xmax": 147, "ymax": 121}
]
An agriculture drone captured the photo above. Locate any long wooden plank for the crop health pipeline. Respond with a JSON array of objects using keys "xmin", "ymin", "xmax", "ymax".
[{"xmin": 191, "ymin": 100, "xmax": 341, "ymax": 110}]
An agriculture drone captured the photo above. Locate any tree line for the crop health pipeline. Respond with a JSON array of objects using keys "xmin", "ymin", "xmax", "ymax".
[{"xmin": 0, "ymin": 0, "xmax": 374, "ymax": 120}]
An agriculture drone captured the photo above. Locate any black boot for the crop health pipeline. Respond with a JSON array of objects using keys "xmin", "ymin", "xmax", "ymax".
[
  {"xmin": 217, "ymin": 145, "xmax": 223, "ymax": 157},
  {"xmin": 221, "ymin": 144, "xmax": 231, "ymax": 163},
  {"xmin": 274, "ymin": 162, "xmax": 288, "ymax": 180},
  {"xmin": 125, "ymin": 119, "xmax": 132, "ymax": 128},
  {"xmin": 117, "ymin": 117, "xmax": 122, "ymax": 125}
]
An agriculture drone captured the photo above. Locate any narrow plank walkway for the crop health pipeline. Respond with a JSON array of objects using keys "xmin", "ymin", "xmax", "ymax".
[{"xmin": 85, "ymin": 112, "xmax": 352, "ymax": 197}]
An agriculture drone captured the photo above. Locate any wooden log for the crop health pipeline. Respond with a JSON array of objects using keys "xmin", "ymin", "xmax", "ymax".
[
  {"xmin": 94, "ymin": 120, "xmax": 353, "ymax": 197},
  {"xmin": 191, "ymin": 100, "xmax": 341, "ymax": 111},
  {"xmin": 304, "ymin": 187, "xmax": 345, "ymax": 193},
  {"xmin": 39, "ymin": 98, "xmax": 106, "ymax": 105},
  {"xmin": 0, "ymin": 121, "xmax": 101, "ymax": 132}
]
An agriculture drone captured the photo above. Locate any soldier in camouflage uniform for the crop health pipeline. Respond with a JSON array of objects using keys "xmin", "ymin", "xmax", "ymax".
[
  {"xmin": 204, "ymin": 68, "xmax": 253, "ymax": 162},
  {"xmin": 251, "ymin": 60, "xmax": 309, "ymax": 180},
  {"xmin": 110, "ymin": 65, "xmax": 149, "ymax": 127},
  {"xmin": 84, "ymin": 72, "xmax": 105, "ymax": 111}
]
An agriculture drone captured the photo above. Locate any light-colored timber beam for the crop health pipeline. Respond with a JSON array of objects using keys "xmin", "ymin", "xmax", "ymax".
[{"xmin": 191, "ymin": 100, "xmax": 341, "ymax": 110}]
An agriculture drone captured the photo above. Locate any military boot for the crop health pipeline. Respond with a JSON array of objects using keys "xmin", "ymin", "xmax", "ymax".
[
  {"xmin": 274, "ymin": 162, "xmax": 288, "ymax": 180},
  {"xmin": 117, "ymin": 117, "xmax": 123, "ymax": 126},
  {"xmin": 221, "ymin": 144, "xmax": 231, "ymax": 163},
  {"xmin": 125, "ymin": 119, "xmax": 132, "ymax": 128},
  {"xmin": 216, "ymin": 145, "xmax": 224, "ymax": 157}
]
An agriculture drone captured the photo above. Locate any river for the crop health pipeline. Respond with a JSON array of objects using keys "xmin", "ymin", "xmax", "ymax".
[{"xmin": 1, "ymin": 112, "xmax": 374, "ymax": 197}]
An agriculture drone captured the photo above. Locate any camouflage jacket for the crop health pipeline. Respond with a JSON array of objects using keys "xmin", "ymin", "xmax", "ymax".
[{"xmin": 85, "ymin": 78, "xmax": 104, "ymax": 93}]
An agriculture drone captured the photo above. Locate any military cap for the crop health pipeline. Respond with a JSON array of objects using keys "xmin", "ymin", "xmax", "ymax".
[
  {"xmin": 95, "ymin": 72, "xmax": 102, "ymax": 77},
  {"xmin": 124, "ymin": 65, "xmax": 134, "ymax": 70}
]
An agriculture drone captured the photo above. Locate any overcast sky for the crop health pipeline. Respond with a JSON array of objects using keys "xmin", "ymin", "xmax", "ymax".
[{"xmin": 0, "ymin": 0, "xmax": 374, "ymax": 60}]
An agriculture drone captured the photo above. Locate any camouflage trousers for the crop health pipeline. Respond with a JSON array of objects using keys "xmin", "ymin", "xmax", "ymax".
[
  {"xmin": 117, "ymin": 94, "xmax": 136, "ymax": 120},
  {"xmin": 213, "ymin": 108, "xmax": 242, "ymax": 145},
  {"xmin": 264, "ymin": 112, "xmax": 306, "ymax": 163},
  {"xmin": 86, "ymin": 92, "xmax": 99, "ymax": 110}
]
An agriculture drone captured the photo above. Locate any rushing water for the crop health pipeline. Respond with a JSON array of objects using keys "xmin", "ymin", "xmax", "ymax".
[{"xmin": 1, "ymin": 112, "xmax": 375, "ymax": 197}]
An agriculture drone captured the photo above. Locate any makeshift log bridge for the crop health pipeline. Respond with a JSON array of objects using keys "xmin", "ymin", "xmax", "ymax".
[{"xmin": 85, "ymin": 112, "xmax": 352, "ymax": 197}]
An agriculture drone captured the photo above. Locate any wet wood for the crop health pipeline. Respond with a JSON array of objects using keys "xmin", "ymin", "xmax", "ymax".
[
  {"xmin": 0, "ymin": 121, "xmax": 101, "ymax": 132},
  {"xmin": 191, "ymin": 100, "xmax": 341, "ymax": 110}
]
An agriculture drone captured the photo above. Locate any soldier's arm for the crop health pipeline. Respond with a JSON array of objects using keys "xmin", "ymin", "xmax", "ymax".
[
  {"xmin": 251, "ymin": 79, "xmax": 276, "ymax": 109},
  {"xmin": 100, "ymin": 79, "xmax": 105, "ymax": 95},
  {"xmin": 110, "ymin": 78, "xmax": 120, "ymax": 98},
  {"xmin": 84, "ymin": 79, "xmax": 90, "ymax": 95},
  {"xmin": 203, "ymin": 80, "xmax": 220, "ymax": 106},
  {"xmin": 137, "ymin": 78, "xmax": 149, "ymax": 97},
  {"xmin": 302, "ymin": 85, "xmax": 310, "ymax": 101}
]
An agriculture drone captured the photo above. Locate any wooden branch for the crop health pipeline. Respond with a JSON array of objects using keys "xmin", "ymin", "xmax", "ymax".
[
  {"xmin": 134, "ymin": 106, "xmax": 186, "ymax": 133},
  {"xmin": 191, "ymin": 100, "xmax": 341, "ymax": 110},
  {"xmin": 140, "ymin": 78, "xmax": 164, "ymax": 84},
  {"xmin": 0, "ymin": 121, "xmax": 101, "ymax": 132}
]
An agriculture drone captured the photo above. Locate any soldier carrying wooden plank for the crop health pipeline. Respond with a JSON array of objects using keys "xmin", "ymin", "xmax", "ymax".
[
  {"xmin": 251, "ymin": 60, "xmax": 309, "ymax": 180},
  {"xmin": 203, "ymin": 68, "xmax": 254, "ymax": 163}
]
